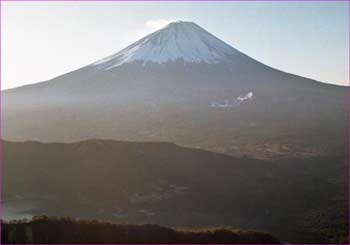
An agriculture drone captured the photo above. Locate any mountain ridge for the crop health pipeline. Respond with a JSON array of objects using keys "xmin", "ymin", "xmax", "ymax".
[{"xmin": 3, "ymin": 139, "xmax": 348, "ymax": 243}]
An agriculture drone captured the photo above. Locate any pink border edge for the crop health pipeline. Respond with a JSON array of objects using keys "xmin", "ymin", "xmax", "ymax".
[
  {"xmin": 0, "ymin": 0, "xmax": 349, "ymax": 1},
  {"xmin": 0, "ymin": 0, "xmax": 349, "ymax": 245}
]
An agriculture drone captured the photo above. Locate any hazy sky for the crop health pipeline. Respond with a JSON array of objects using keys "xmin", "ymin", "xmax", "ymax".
[{"xmin": 1, "ymin": 1, "xmax": 349, "ymax": 89}]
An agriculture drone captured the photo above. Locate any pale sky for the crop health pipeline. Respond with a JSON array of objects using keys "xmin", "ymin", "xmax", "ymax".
[{"xmin": 1, "ymin": 1, "xmax": 349, "ymax": 90}]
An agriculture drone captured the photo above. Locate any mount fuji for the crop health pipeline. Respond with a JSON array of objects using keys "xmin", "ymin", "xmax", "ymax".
[{"xmin": 3, "ymin": 21, "xmax": 348, "ymax": 159}]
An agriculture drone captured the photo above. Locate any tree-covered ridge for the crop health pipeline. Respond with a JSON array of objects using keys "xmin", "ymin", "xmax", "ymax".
[{"xmin": 1, "ymin": 216, "xmax": 280, "ymax": 244}]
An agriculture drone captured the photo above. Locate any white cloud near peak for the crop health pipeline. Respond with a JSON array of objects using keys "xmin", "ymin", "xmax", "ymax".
[
  {"xmin": 125, "ymin": 19, "xmax": 175, "ymax": 43},
  {"xmin": 145, "ymin": 19, "xmax": 172, "ymax": 32}
]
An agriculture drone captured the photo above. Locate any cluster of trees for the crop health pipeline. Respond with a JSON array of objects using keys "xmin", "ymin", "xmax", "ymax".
[{"xmin": 1, "ymin": 216, "xmax": 280, "ymax": 244}]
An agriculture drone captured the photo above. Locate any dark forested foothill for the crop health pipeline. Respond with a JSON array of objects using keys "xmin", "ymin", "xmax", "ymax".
[{"xmin": 1, "ymin": 216, "xmax": 280, "ymax": 244}]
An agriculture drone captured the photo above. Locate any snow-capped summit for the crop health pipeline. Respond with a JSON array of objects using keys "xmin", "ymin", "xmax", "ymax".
[{"xmin": 92, "ymin": 21, "xmax": 244, "ymax": 70}]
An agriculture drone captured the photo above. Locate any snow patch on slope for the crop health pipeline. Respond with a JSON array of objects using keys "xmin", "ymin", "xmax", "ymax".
[
  {"xmin": 237, "ymin": 92, "xmax": 253, "ymax": 101},
  {"xmin": 209, "ymin": 92, "xmax": 254, "ymax": 108}
]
